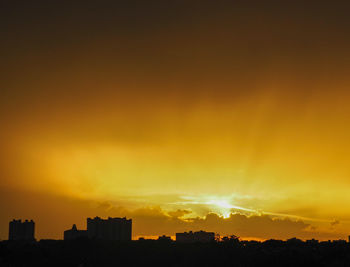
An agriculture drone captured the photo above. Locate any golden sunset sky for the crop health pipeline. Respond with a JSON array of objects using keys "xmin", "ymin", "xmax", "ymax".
[{"xmin": 1, "ymin": 0, "xmax": 350, "ymax": 240}]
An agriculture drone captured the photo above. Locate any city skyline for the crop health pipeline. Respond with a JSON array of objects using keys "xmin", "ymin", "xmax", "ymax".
[
  {"xmin": 6, "ymin": 216, "xmax": 349, "ymax": 243},
  {"xmin": 3, "ymin": 212, "xmax": 348, "ymax": 242}
]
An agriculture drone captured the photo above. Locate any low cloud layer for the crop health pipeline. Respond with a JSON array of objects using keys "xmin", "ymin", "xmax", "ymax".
[{"xmin": 0, "ymin": 187, "xmax": 345, "ymax": 241}]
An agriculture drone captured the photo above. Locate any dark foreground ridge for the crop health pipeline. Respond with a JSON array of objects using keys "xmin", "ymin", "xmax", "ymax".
[{"xmin": 1, "ymin": 238, "xmax": 350, "ymax": 267}]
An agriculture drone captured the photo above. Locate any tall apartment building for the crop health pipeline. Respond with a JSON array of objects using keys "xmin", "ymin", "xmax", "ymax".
[
  {"xmin": 9, "ymin": 219, "xmax": 35, "ymax": 241},
  {"xmin": 87, "ymin": 216, "xmax": 132, "ymax": 241}
]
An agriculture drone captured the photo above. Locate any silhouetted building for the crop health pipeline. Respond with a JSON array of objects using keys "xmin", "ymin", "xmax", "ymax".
[
  {"xmin": 332, "ymin": 239, "xmax": 347, "ymax": 244},
  {"xmin": 158, "ymin": 235, "xmax": 172, "ymax": 241},
  {"xmin": 87, "ymin": 216, "xmax": 132, "ymax": 241},
  {"xmin": 64, "ymin": 224, "xmax": 87, "ymax": 240},
  {"xmin": 9, "ymin": 219, "xmax": 35, "ymax": 241},
  {"xmin": 306, "ymin": 239, "xmax": 319, "ymax": 245},
  {"xmin": 176, "ymin": 230, "xmax": 215, "ymax": 243}
]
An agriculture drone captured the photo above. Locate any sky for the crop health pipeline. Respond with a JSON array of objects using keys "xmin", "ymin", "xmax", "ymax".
[{"xmin": 1, "ymin": 0, "xmax": 350, "ymax": 240}]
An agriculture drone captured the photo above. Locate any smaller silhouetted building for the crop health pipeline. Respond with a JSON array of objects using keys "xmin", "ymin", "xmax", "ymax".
[
  {"xmin": 64, "ymin": 224, "xmax": 87, "ymax": 240},
  {"xmin": 158, "ymin": 235, "xmax": 172, "ymax": 241},
  {"xmin": 306, "ymin": 239, "xmax": 319, "ymax": 245},
  {"xmin": 9, "ymin": 219, "xmax": 35, "ymax": 241},
  {"xmin": 176, "ymin": 230, "xmax": 215, "ymax": 243},
  {"xmin": 332, "ymin": 239, "xmax": 347, "ymax": 245}
]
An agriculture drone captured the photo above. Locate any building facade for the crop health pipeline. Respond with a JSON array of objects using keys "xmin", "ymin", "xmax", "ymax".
[
  {"xmin": 64, "ymin": 224, "xmax": 88, "ymax": 240},
  {"xmin": 9, "ymin": 219, "xmax": 35, "ymax": 241},
  {"xmin": 87, "ymin": 217, "xmax": 132, "ymax": 241},
  {"xmin": 176, "ymin": 230, "xmax": 215, "ymax": 243}
]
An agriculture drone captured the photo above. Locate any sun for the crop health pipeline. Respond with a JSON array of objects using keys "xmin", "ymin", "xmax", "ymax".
[
  {"xmin": 176, "ymin": 195, "xmax": 255, "ymax": 219},
  {"xmin": 208, "ymin": 200, "xmax": 233, "ymax": 209},
  {"xmin": 206, "ymin": 199, "xmax": 233, "ymax": 218},
  {"xmin": 205, "ymin": 197, "xmax": 255, "ymax": 218}
]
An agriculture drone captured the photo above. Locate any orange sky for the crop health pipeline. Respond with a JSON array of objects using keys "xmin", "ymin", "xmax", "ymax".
[{"xmin": 1, "ymin": 0, "xmax": 350, "ymax": 240}]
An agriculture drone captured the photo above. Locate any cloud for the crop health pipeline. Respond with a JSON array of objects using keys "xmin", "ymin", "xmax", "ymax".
[
  {"xmin": 0, "ymin": 187, "xmax": 346, "ymax": 241},
  {"xmin": 331, "ymin": 219, "xmax": 340, "ymax": 227},
  {"xmin": 167, "ymin": 209, "xmax": 192, "ymax": 218},
  {"xmin": 98, "ymin": 202, "xmax": 340, "ymax": 240}
]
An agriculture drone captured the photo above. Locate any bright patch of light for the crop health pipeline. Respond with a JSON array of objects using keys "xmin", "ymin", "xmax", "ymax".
[
  {"xmin": 222, "ymin": 212, "xmax": 231, "ymax": 219},
  {"xmin": 206, "ymin": 199, "xmax": 234, "ymax": 218},
  {"xmin": 173, "ymin": 194, "xmax": 256, "ymax": 218},
  {"xmin": 207, "ymin": 199, "xmax": 233, "ymax": 209}
]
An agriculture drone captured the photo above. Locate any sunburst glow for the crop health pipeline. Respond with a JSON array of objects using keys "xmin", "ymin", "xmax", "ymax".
[{"xmin": 1, "ymin": 0, "xmax": 350, "ymax": 241}]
